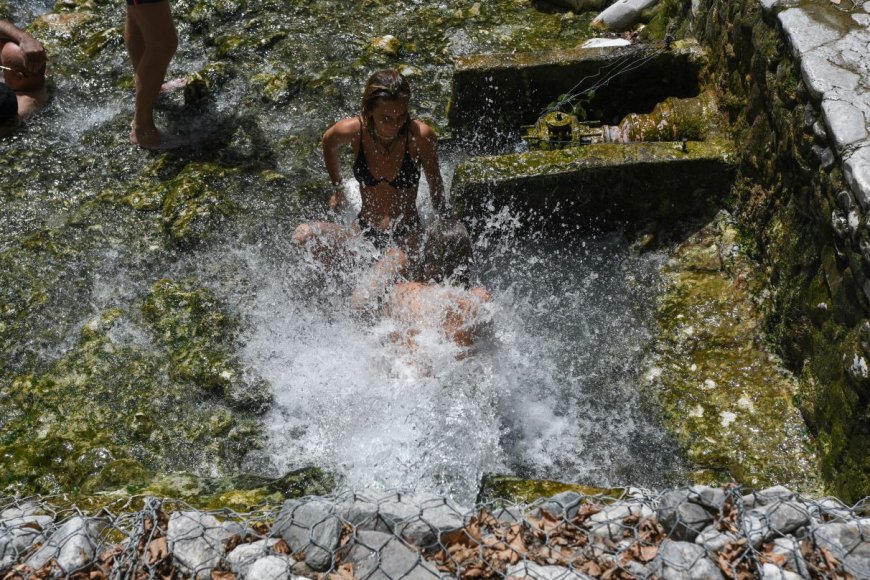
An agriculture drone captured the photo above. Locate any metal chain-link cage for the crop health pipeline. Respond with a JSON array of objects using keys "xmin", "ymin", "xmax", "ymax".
[{"xmin": 1, "ymin": 485, "xmax": 868, "ymax": 579}]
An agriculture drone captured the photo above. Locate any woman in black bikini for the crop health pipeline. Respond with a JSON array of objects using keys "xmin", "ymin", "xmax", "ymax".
[{"xmin": 293, "ymin": 69, "xmax": 446, "ymax": 253}]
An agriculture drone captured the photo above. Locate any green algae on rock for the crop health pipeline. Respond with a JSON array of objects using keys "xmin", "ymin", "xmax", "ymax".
[
  {"xmin": 643, "ymin": 212, "xmax": 821, "ymax": 491},
  {"xmin": 477, "ymin": 475, "xmax": 626, "ymax": 505},
  {"xmin": 141, "ymin": 278, "xmax": 271, "ymax": 412}
]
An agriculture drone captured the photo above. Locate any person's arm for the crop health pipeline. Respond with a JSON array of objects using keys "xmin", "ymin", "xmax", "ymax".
[
  {"xmin": 413, "ymin": 121, "xmax": 446, "ymax": 215},
  {"xmin": 0, "ymin": 20, "xmax": 45, "ymax": 74},
  {"xmin": 321, "ymin": 117, "xmax": 358, "ymax": 211}
]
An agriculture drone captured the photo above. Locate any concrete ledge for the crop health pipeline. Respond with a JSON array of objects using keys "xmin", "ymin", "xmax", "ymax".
[
  {"xmin": 447, "ymin": 40, "xmax": 705, "ymax": 144},
  {"xmin": 767, "ymin": 1, "xmax": 870, "ymax": 216},
  {"xmin": 452, "ymin": 140, "xmax": 736, "ymax": 227}
]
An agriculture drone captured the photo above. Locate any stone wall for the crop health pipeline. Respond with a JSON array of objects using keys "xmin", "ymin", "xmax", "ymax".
[{"xmin": 691, "ymin": 0, "xmax": 869, "ymax": 500}]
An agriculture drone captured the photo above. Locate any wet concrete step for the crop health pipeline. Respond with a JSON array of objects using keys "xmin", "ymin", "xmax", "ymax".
[{"xmin": 451, "ymin": 140, "xmax": 736, "ymax": 229}]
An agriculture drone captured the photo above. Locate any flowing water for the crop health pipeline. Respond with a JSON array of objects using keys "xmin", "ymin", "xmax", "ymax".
[{"xmin": 0, "ymin": 0, "xmax": 685, "ymax": 501}]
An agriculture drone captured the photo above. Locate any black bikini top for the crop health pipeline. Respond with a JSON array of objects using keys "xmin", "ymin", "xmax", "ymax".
[{"xmin": 353, "ymin": 122, "xmax": 421, "ymax": 190}]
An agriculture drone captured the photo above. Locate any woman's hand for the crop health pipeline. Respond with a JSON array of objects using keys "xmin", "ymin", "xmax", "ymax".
[{"xmin": 328, "ymin": 184, "xmax": 345, "ymax": 212}]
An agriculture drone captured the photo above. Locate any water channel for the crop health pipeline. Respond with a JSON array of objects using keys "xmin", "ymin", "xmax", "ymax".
[{"xmin": 0, "ymin": 0, "xmax": 687, "ymax": 502}]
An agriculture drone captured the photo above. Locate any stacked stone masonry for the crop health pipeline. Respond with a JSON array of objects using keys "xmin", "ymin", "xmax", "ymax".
[{"xmin": 694, "ymin": 0, "xmax": 870, "ymax": 500}]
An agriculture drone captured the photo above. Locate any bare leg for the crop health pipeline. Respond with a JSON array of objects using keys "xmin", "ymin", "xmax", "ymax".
[{"xmin": 125, "ymin": 0, "xmax": 178, "ymax": 149}]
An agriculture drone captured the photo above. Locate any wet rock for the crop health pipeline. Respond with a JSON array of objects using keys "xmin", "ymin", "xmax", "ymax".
[
  {"xmin": 81, "ymin": 458, "xmax": 151, "ymax": 494},
  {"xmin": 168, "ymin": 511, "xmax": 233, "ymax": 579},
  {"xmin": 26, "ymin": 516, "xmax": 101, "ymax": 573},
  {"xmin": 368, "ymin": 35, "xmax": 401, "ymax": 57},
  {"xmin": 343, "ymin": 530, "xmax": 441, "ymax": 580},
  {"xmin": 506, "ymin": 560, "xmax": 594, "ymax": 579},
  {"xmin": 250, "ymin": 71, "xmax": 298, "ymax": 105},
  {"xmin": 272, "ymin": 499, "xmax": 341, "ymax": 571},
  {"xmin": 811, "ymin": 519, "xmax": 870, "ymax": 578},
  {"xmin": 649, "ymin": 539, "xmax": 724, "ymax": 579},
  {"xmin": 592, "ymin": 0, "xmax": 659, "ymax": 31},
  {"xmin": 338, "ymin": 492, "xmax": 466, "ymax": 549}
]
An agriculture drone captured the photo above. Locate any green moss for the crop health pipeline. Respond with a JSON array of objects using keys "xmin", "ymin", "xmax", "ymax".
[
  {"xmin": 250, "ymin": 71, "xmax": 298, "ymax": 104},
  {"xmin": 648, "ymin": 212, "xmax": 822, "ymax": 492},
  {"xmin": 477, "ymin": 475, "xmax": 625, "ymax": 505}
]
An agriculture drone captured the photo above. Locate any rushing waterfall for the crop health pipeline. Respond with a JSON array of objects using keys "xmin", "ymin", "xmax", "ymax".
[{"xmin": 222, "ymin": 177, "xmax": 686, "ymax": 503}]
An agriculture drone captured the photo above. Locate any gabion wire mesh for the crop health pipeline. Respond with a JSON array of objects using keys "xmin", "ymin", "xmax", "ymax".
[{"xmin": 1, "ymin": 485, "xmax": 867, "ymax": 579}]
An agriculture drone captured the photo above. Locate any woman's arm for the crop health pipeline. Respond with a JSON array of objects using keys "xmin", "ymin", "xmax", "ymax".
[
  {"xmin": 321, "ymin": 117, "xmax": 359, "ymax": 210},
  {"xmin": 413, "ymin": 121, "xmax": 446, "ymax": 214}
]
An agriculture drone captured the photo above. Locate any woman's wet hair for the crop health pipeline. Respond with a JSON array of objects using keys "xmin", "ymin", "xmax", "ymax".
[
  {"xmin": 0, "ymin": 83, "xmax": 17, "ymax": 124},
  {"xmin": 416, "ymin": 220, "xmax": 473, "ymax": 287},
  {"xmin": 360, "ymin": 69, "xmax": 411, "ymax": 127}
]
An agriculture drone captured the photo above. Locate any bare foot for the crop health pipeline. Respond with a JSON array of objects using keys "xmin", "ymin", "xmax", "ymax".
[
  {"xmin": 160, "ymin": 78, "xmax": 187, "ymax": 94},
  {"xmin": 129, "ymin": 128, "xmax": 186, "ymax": 151}
]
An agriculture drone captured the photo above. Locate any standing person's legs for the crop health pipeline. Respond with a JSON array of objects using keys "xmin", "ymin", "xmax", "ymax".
[{"xmin": 125, "ymin": 0, "xmax": 178, "ymax": 148}]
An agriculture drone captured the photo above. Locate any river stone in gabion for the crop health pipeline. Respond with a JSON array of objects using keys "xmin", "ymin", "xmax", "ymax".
[
  {"xmin": 810, "ymin": 497, "xmax": 854, "ymax": 522},
  {"xmin": 506, "ymin": 561, "xmax": 594, "ymax": 579},
  {"xmin": 225, "ymin": 538, "xmax": 284, "ymax": 577},
  {"xmin": 770, "ymin": 537, "xmax": 810, "ymax": 578},
  {"xmin": 657, "ymin": 489, "xmax": 715, "ymax": 542},
  {"xmin": 649, "ymin": 539, "xmax": 724, "ymax": 580},
  {"xmin": 587, "ymin": 502, "xmax": 654, "ymax": 542},
  {"xmin": 693, "ymin": 526, "xmax": 738, "ymax": 553},
  {"xmin": 244, "ymin": 554, "xmax": 296, "ymax": 580},
  {"xmin": 338, "ymin": 492, "xmax": 466, "ymax": 549},
  {"xmin": 750, "ymin": 486, "xmax": 796, "ymax": 507},
  {"xmin": 1, "ymin": 515, "xmax": 53, "ymax": 566},
  {"xmin": 761, "ymin": 563, "xmax": 805, "ymax": 580},
  {"xmin": 537, "ymin": 491, "xmax": 583, "ymax": 520},
  {"xmin": 272, "ymin": 499, "xmax": 341, "ymax": 571},
  {"xmin": 343, "ymin": 530, "xmax": 440, "ymax": 580},
  {"xmin": 168, "ymin": 510, "xmax": 233, "ymax": 579},
  {"xmin": 811, "ymin": 518, "xmax": 870, "ymax": 578},
  {"xmin": 0, "ymin": 502, "xmax": 42, "ymax": 520},
  {"xmin": 25, "ymin": 516, "xmax": 101, "ymax": 574},
  {"xmin": 743, "ymin": 501, "xmax": 810, "ymax": 547}
]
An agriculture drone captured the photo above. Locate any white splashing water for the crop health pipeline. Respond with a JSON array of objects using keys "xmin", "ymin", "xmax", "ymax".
[{"xmin": 233, "ymin": 189, "xmax": 683, "ymax": 503}]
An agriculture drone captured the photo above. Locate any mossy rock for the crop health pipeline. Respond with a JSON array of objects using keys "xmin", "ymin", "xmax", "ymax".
[
  {"xmin": 250, "ymin": 71, "xmax": 298, "ymax": 104},
  {"xmin": 81, "ymin": 458, "xmax": 152, "ymax": 494},
  {"xmin": 155, "ymin": 163, "xmax": 239, "ymax": 245},
  {"xmin": 476, "ymin": 475, "xmax": 625, "ymax": 505},
  {"xmin": 648, "ymin": 212, "xmax": 822, "ymax": 492}
]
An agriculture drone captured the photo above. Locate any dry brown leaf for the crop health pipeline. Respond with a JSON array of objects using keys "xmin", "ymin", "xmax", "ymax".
[
  {"xmin": 273, "ymin": 538, "xmax": 291, "ymax": 555},
  {"xmin": 147, "ymin": 537, "xmax": 169, "ymax": 564},
  {"xmin": 579, "ymin": 560, "xmax": 602, "ymax": 576},
  {"xmin": 636, "ymin": 544, "xmax": 657, "ymax": 562},
  {"xmin": 210, "ymin": 571, "xmax": 236, "ymax": 580},
  {"xmin": 326, "ymin": 563, "xmax": 355, "ymax": 580}
]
